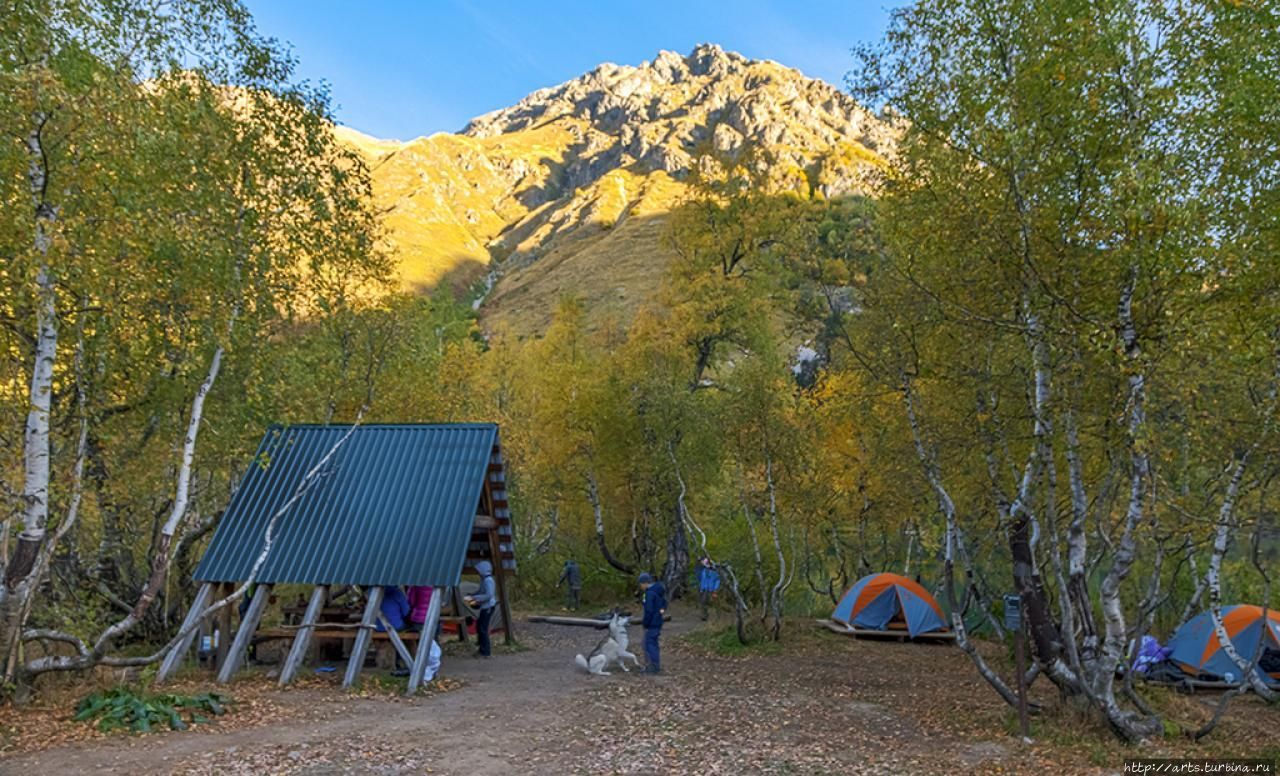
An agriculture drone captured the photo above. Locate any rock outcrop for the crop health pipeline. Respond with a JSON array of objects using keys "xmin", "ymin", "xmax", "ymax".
[{"xmin": 339, "ymin": 44, "xmax": 895, "ymax": 334}]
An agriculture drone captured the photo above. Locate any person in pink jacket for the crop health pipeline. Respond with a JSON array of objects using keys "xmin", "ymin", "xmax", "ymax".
[
  {"xmin": 393, "ymin": 585, "xmax": 441, "ymax": 681},
  {"xmin": 406, "ymin": 585, "xmax": 434, "ymax": 632}
]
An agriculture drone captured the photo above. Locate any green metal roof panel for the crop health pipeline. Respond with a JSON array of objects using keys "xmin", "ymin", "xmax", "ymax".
[{"xmin": 194, "ymin": 423, "xmax": 499, "ymax": 586}]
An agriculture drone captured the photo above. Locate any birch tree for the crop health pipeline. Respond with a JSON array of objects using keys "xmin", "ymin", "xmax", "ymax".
[
  {"xmin": 847, "ymin": 0, "xmax": 1278, "ymax": 740},
  {"xmin": 0, "ymin": 0, "xmax": 385, "ymax": 695}
]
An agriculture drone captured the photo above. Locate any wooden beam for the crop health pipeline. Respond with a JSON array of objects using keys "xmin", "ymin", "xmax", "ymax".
[
  {"xmin": 342, "ymin": 586, "xmax": 383, "ymax": 688},
  {"xmin": 406, "ymin": 586, "xmax": 445, "ymax": 694},
  {"xmin": 215, "ymin": 582, "xmax": 233, "ymax": 670},
  {"xmin": 156, "ymin": 582, "xmax": 215, "ymax": 683},
  {"xmin": 377, "ymin": 614, "xmax": 415, "ymax": 667},
  {"xmin": 217, "ymin": 583, "xmax": 273, "ymax": 683},
  {"xmin": 488, "ymin": 528, "xmax": 515, "ymax": 645},
  {"xmin": 279, "ymin": 585, "xmax": 327, "ymax": 687}
]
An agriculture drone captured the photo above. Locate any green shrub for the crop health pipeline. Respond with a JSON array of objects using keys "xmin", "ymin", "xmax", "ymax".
[
  {"xmin": 74, "ymin": 687, "xmax": 230, "ymax": 733},
  {"xmin": 680, "ymin": 624, "xmax": 784, "ymax": 657}
]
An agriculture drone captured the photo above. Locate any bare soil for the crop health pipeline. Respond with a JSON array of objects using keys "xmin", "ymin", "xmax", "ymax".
[{"xmin": 0, "ymin": 606, "xmax": 1275, "ymax": 775}]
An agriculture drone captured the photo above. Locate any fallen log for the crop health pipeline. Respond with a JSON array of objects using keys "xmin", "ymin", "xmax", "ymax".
[
  {"xmin": 528, "ymin": 613, "xmax": 668, "ymax": 628},
  {"xmin": 528, "ymin": 615, "xmax": 612, "ymax": 629}
]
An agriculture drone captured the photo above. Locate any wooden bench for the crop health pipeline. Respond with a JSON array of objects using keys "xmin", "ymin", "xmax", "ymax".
[
  {"xmin": 254, "ymin": 627, "xmax": 423, "ymax": 670},
  {"xmin": 255, "ymin": 627, "xmax": 421, "ymax": 642}
]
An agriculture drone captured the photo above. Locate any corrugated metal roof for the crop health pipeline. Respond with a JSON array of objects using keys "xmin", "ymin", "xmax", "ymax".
[{"xmin": 194, "ymin": 423, "xmax": 502, "ymax": 586}]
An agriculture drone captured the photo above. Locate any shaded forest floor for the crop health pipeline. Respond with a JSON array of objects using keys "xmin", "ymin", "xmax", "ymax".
[{"xmin": 1, "ymin": 604, "xmax": 1276, "ymax": 775}]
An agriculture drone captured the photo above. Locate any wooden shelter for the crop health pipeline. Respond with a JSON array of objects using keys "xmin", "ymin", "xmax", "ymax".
[{"xmin": 156, "ymin": 423, "xmax": 515, "ymax": 693}]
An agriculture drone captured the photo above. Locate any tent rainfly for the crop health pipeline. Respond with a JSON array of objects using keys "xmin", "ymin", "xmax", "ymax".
[
  {"xmin": 831, "ymin": 572, "xmax": 949, "ymax": 638},
  {"xmin": 1167, "ymin": 605, "xmax": 1280, "ymax": 685},
  {"xmin": 156, "ymin": 423, "xmax": 515, "ymax": 693}
]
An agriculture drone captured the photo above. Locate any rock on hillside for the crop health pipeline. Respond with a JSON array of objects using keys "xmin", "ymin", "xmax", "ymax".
[{"xmin": 343, "ymin": 44, "xmax": 895, "ymax": 334}]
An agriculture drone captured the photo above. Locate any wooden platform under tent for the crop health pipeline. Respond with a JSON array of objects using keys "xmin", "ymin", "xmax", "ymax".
[{"xmin": 816, "ymin": 618, "xmax": 957, "ymax": 642}]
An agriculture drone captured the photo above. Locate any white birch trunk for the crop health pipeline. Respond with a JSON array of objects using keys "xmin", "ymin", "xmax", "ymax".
[
  {"xmin": 1063, "ymin": 408, "xmax": 1098, "ymax": 659},
  {"xmin": 1177, "ymin": 540, "xmax": 1206, "ymax": 631},
  {"xmin": 763, "ymin": 446, "xmax": 786, "ymax": 640},
  {"xmin": 742, "ymin": 498, "xmax": 768, "ymax": 620},
  {"xmin": 1093, "ymin": 271, "xmax": 1162, "ymax": 740},
  {"xmin": 586, "ymin": 467, "xmax": 632, "ymax": 574},
  {"xmin": 88, "ymin": 342, "xmax": 224, "ymax": 657},
  {"xmin": 1205, "ymin": 458, "xmax": 1276, "ymax": 699},
  {"xmin": 903, "ymin": 375, "xmax": 1020, "ymax": 706},
  {"xmin": 735, "ymin": 457, "xmax": 769, "ymax": 620},
  {"xmin": 1, "ymin": 115, "xmax": 60, "ymax": 684}
]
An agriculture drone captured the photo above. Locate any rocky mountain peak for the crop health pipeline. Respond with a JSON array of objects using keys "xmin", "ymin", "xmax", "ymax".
[
  {"xmin": 343, "ymin": 45, "xmax": 896, "ymax": 334},
  {"xmin": 461, "ymin": 45, "xmax": 892, "ymax": 199}
]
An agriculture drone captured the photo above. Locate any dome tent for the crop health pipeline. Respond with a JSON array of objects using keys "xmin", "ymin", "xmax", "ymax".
[
  {"xmin": 1167, "ymin": 605, "xmax": 1280, "ymax": 684},
  {"xmin": 832, "ymin": 572, "xmax": 948, "ymax": 637}
]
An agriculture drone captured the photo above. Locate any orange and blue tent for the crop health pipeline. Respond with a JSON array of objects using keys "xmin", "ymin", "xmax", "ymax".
[
  {"xmin": 832, "ymin": 572, "xmax": 948, "ymax": 637},
  {"xmin": 1167, "ymin": 605, "xmax": 1280, "ymax": 684}
]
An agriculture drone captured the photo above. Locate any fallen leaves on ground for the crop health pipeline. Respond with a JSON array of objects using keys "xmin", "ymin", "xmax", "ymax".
[
  {"xmin": 0, "ymin": 669, "xmax": 465, "ymax": 757},
  {"xmin": 1, "ymin": 608, "xmax": 1276, "ymax": 775}
]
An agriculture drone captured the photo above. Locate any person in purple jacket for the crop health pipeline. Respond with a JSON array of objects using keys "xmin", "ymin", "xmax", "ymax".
[{"xmin": 375, "ymin": 586, "xmax": 410, "ymax": 632}]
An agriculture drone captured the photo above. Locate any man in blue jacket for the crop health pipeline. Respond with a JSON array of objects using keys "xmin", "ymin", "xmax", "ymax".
[
  {"xmin": 638, "ymin": 572, "xmax": 667, "ymax": 674},
  {"xmin": 696, "ymin": 557, "xmax": 721, "ymax": 621}
]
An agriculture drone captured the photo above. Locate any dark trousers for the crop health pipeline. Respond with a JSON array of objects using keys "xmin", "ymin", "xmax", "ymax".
[
  {"xmin": 565, "ymin": 586, "xmax": 581, "ymax": 610},
  {"xmin": 643, "ymin": 626, "xmax": 661, "ymax": 672},
  {"xmin": 698, "ymin": 589, "xmax": 711, "ymax": 620},
  {"xmin": 476, "ymin": 606, "xmax": 494, "ymax": 656}
]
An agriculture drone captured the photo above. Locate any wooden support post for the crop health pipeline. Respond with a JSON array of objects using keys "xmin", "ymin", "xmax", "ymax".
[
  {"xmin": 156, "ymin": 582, "xmax": 215, "ymax": 684},
  {"xmin": 406, "ymin": 586, "xmax": 445, "ymax": 694},
  {"xmin": 1015, "ymin": 623, "xmax": 1030, "ymax": 741},
  {"xmin": 279, "ymin": 585, "xmax": 327, "ymax": 686},
  {"xmin": 489, "ymin": 529, "xmax": 515, "ymax": 644},
  {"xmin": 452, "ymin": 586, "xmax": 469, "ymax": 642},
  {"xmin": 343, "ymin": 587, "xmax": 384, "ymax": 688},
  {"xmin": 217, "ymin": 583, "xmax": 272, "ymax": 683},
  {"xmin": 216, "ymin": 582, "xmax": 233, "ymax": 670},
  {"xmin": 377, "ymin": 614, "xmax": 415, "ymax": 667}
]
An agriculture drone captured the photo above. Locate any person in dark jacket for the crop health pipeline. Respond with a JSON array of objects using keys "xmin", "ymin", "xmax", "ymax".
[
  {"xmin": 465, "ymin": 560, "xmax": 498, "ymax": 658},
  {"xmin": 557, "ymin": 559, "xmax": 582, "ymax": 611},
  {"xmin": 639, "ymin": 572, "xmax": 667, "ymax": 674}
]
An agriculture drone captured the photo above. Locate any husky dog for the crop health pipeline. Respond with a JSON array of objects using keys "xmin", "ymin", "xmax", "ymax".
[{"xmin": 574, "ymin": 614, "xmax": 640, "ymax": 675}]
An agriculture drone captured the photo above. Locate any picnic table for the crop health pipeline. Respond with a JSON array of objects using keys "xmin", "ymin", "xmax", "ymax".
[{"xmin": 280, "ymin": 605, "xmax": 361, "ymax": 626}]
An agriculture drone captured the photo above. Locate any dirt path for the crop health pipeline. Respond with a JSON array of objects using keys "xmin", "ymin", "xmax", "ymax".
[
  {"xmin": 2, "ymin": 608, "xmax": 1274, "ymax": 774},
  {"xmin": 1, "ymin": 612, "xmax": 708, "ymax": 776}
]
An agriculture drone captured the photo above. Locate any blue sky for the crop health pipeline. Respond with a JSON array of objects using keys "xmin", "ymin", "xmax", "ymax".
[{"xmin": 245, "ymin": 1, "xmax": 894, "ymax": 140}]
